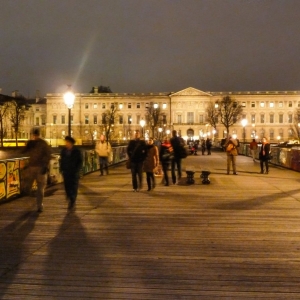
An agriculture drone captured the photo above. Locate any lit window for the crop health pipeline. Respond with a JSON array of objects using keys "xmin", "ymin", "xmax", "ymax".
[
  {"xmin": 270, "ymin": 102, "xmax": 274, "ymax": 108},
  {"xmin": 162, "ymin": 103, "xmax": 167, "ymax": 109},
  {"xmin": 260, "ymin": 102, "xmax": 265, "ymax": 108},
  {"xmin": 242, "ymin": 102, "xmax": 246, "ymax": 107},
  {"xmin": 187, "ymin": 112, "xmax": 194, "ymax": 124},
  {"xmin": 93, "ymin": 103, "xmax": 97, "ymax": 109},
  {"xmin": 279, "ymin": 101, "xmax": 283, "ymax": 108}
]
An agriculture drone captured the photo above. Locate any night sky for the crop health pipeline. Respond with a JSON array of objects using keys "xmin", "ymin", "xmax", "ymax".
[{"xmin": 1, "ymin": 0, "xmax": 300, "ymax": 96}]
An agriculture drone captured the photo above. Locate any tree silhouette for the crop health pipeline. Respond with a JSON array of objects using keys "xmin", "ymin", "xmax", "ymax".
[{"xmin": 216, "ymin": 96, "xmax": 243, "ymax": 136}]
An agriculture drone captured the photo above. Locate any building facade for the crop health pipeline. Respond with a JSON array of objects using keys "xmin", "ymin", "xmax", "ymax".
[{"xmin": 39, "ymin": 87, "xmax": 300, "ymax": 144}]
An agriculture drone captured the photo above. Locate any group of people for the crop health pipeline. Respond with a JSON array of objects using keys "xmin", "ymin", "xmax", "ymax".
[
  {"xmin": 225, "ymin": 136, "xmax": 271, "ymax": 175},
  {"xmin": 126, "ymin": 130, "xmax": 184, "ymax": 191},
  {"xmin": 23, "ymin": 129, "xmax": 83, "ymax": 212},
  {"xmin": 24, "ymin": 127, "xmax": 271, "ymax": 212}
]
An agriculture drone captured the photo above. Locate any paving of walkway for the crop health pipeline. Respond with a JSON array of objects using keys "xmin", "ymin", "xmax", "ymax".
[{"xmin": 1, "ymin": 151, "xmax": 300, "ymax": 299}]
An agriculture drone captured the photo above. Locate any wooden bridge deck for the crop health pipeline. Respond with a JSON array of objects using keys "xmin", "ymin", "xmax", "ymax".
[{"xmin": 1, "ymin": 152, "xmax": 300, "ymax": 299}]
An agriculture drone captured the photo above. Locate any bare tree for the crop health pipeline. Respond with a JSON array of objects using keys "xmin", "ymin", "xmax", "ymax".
[
  {"xmin": 290, "ymin": 108, "xmax": 300, "ymax": 140},
  {"xmin": 205, "ymin": 101, "xmax": 219, "ymax": 130},
  {"xmin": 0, "ymin": 102, "xmax": 9, "ymax": 147},
  {"xmin": 145, "ymin": 105, "xmax": 164, "ymax": 138},
  {"xmin": 101, "ymin": 102, "xmax": 119, "ymax": 142},
  {"xmin": 9, "ymin": 97, "xmax": 30, "ymax": 147},
  {"xmin": 216, "ymin": 96, "xmax": 243, "ymax": 136}
]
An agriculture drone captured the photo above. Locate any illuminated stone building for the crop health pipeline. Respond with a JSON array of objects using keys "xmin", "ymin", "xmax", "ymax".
[{"xmin": 43, "ymin": 87, "xmax": 300, "ymax": 144}]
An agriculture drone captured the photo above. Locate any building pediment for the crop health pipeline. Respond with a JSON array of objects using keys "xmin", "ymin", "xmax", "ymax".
[{"xmin": 171, "ymin": 87, "xmax": 212, "ymax": 97}]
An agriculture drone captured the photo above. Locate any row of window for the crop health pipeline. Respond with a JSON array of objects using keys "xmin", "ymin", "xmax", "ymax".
[
  {"xmin": 242, "ymin": 101, "xmax": 297, "ymax": 108},
  {"xmin": 82, "ymin": 102, "xmax": 168, "ymax": 110}
]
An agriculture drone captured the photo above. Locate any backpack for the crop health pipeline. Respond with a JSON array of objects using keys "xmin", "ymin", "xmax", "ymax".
[{"xmin": 226, "ymin": 143, "xmax": 234, "ymax": 152}]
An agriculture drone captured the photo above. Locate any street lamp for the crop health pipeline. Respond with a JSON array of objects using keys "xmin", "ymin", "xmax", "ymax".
[
  {"xmin": 166, "ymin": 129, "xmax": 170, "ymax": 137},
  {"xmin": 140, "ymin": 118, "xmax": 145, "ymax": 137},
  {"xmin": 63, "ymin": 86, "xmax": 75, "ymax": 136},
  {"xmin": 158, "ymin": 127, "xmax": 162, "ymax": 141},
  {"xmin": 277, "ymin": 135, "xmax": 281, "ymax": 144},
  {"xmin": 241, "ymin": 119, "xmax": 248, "ymax": 143}
]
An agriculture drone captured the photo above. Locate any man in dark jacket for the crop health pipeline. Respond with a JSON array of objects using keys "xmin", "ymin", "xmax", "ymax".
[
  {"xmin": 127, "ymin": 130, "xmax": 147, "ymax": 191},
  {"xmin": 170, "ymin": 130, "xmax": 183, "ymax": 184},
  {"xmin": 60, "ymin": 136, "xmax": 83, "ymax": 210},
  {"xmin": 23, "ymin": 128, "xmax": 52, "ymax": 212}
]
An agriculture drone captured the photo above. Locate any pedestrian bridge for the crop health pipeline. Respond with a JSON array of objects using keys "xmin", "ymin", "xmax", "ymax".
[{"xmin": 1, "ymin": 152, "xmax": 300, "ymax": 299}]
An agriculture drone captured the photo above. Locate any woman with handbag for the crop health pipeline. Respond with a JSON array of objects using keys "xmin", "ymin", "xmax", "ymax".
[
  {"xmin": 259, "ymin": 137, "xmax": 271, "ymax": 174},
  {"xmin": 159, "ymin": 137, "xmax": 174, "ymax": 186},
  {"xmin": 143, "ymin": 137, "xmax": 159, "ymax": 191}
]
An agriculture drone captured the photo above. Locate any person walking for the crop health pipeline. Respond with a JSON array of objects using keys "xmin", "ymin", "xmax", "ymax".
[
  {"xmin": 206, "ymin": 138, "xmax": 212, "ymax": 155},
  {"xmin": 224, "ymin": 135, "xmax": 238, "ymax": 175},
  {"xmin": 159, "ymin": 137, "xmax": 173, "ymax": 186},
  {"xmin": 127, "ymin": 130, "xmax": 147, "ymax": 192},
  {"xmin": 95, "ymin": 134, "xmax": 112, "ymax": 176},
  {"xmin": 23, "ymin": 128, "xmax": 52, "ymax": 212},
  {"xmin": 249, "ymin": 138, "xmax": 258, "ymax": 161},
  {"xmin": 201, "ymin": 139, "xmax": 206, "ymax": 155},
  {"xmin": 170, "ymin": 130, "xmax": 182, "ymax": 184},
  {"xmin": 60, "ymin": 136, "xmax": 83, "ymax": 210},
  {"xmin": 143, "ymin": 137, "xmax": 159, "ymax": 191},
  {"xmin": 259, "ymin": 137, "xmax": 270, "ymax": 174}
]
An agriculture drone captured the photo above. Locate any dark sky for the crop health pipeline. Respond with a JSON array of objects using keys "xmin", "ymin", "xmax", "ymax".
[{"xmin": 1, "ymin": 0, "xmax": 300, "ymax": 96}]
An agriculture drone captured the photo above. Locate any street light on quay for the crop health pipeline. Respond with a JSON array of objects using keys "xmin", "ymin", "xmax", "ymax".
[
  {"xmin": 63, "ymin": 86, "xmax": 75, "ymax": 137},
  {"xmin": 140, "ymin": 118, "xmax": 145, "ymax": 137},
  {"xmin": 241, "ymin": 118, "xmax": 248, "ymax": 143}
]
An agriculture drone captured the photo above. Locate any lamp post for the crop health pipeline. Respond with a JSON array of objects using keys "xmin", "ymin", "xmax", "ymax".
[
  {"xmin": 158, "ymin": 127, "xmax": 162, "ymax": 141},
  {"xmin": 241, "ymin": 119, "xmax": 248, "ymax": 143},
  {"xmin": 140, "ymin": 118, "xmax": 145, "ymax": 138},
  {"xmin": 63, "ymin": 86, "xmax": 75, "ymax": 136}
]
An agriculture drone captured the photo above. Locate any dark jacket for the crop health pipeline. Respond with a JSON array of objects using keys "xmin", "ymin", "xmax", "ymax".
[
  {"xmin": 60, "ymin": 146, "xmax": 83, "ymax": 175},
  {"xmin": 259, "ymin": 143, "xmax": 270, "ymax": 160},
  {"xmin": 23, "ymin": 138, "xmax": 52, "ymax": 168},
  {"xmin": 127, "ymin": 139, "xmax": 147, "ymax": 163},
  {"xmin": 170, "ymin": 136, "xmax": 182, "ymax": 159}
]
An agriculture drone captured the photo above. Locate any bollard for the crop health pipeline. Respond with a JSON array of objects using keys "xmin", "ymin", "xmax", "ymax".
[
  {"xmin": 186, "ymin": 170, "xmax": 195, "ymax": 184},
  {"xmin": 201, "ymin": 170, "xmax": 211, "ymax": 184}
]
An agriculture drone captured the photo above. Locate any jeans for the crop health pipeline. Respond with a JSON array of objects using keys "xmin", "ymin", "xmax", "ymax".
[
  {"xmin": 162, "ymin": 162, "xmax": 170, "ymax": 185},
  {"xmin": 130, "ymin": 162, "xmax": 143, "ymax": 190},
  {"xmin": 63, "ymin": 172, "xmax": 80, "ymax": 203},
  {"xmin": 260, "ymin": 159, "xmax": 269, "ymax": 173},
  {"xmin": 227, "ymin": 155, "xmax": 237, "ymax": 174},
  {"xmin": 24, "ymin": 166, "xmax": 47, "ymax": 210},
  {"xmin": 146, "ymin": 172, "xmax": 155, "ymax": 190},
  {"xmin": 99, "ymin": 156, "xmax": 109, "ymax": 175},
  {"xmin": 171, "ymin": 157, "xmax": 182, "ymax": 183}
]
